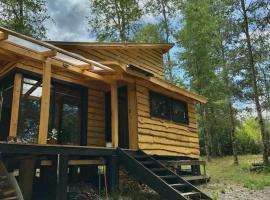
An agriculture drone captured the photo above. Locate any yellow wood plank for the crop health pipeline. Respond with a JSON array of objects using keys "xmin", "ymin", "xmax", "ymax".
[
  {"xmin": 38, "ymin": 60, "xmax": 51, "ymax": 144},
  {"xmin": 111, "ymin": 81, "xmax": 118, "ymax": 147},
  {"xmin": 9, "ymin": 73, "xmax": 22, "ymax": 137},
  {"xmin": 128, "ymin": 84, "xmax": 138, "ymax": 149}
]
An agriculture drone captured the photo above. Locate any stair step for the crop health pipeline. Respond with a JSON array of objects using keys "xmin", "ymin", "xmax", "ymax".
[
  {"xmin": 159, "ymin": 175, "xmax": 178, "ymax": 179},
  {"xmin": 151, "ymin": 168, "xmax": 167, "ymax": 172},
  {"xmin": 170, "ymin": 183, "xmax": 189, "ymax": 188},
  {"xmin": 135, "ymin": 155, "xmax": 149, "ymax": 159},
  {"xmin": 140, "ymin": 161, "xmax": 155, "ymax": 165},
  {"xmin": 181, "ymin": 191, "xmax": 201, "ymax": 197}
]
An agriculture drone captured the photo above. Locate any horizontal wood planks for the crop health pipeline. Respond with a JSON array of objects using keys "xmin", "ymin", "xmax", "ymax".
[
  {"xmin": 136, "ymin": 82, "xmax": 200, "ymax": 158},
  {"xmin": 68, "ymin": 48, "xmax": 165, "ymax": 79},
  {"xmin": 87, "ymin": 87, "xmax": 105, "ymax": 146}
]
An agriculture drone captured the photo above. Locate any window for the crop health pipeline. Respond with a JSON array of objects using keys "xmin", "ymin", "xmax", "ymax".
[
  {"xmin": 150, "ymin": 92, "xmax": 171, "ymax": 120},
  {"xmin": 149, "ymin": 91, "xmax": 189, "ymax": 125},
  {"xmin": 18, "ymin": 77, "xmax": 42, "ymax": 143},
  {"xmin": 17, "ymin": 74, "xmax": 86, "ymax": 145},
  {"xmin": 0, "ymin": 74, "xmax": 14, "ymax": 141}
]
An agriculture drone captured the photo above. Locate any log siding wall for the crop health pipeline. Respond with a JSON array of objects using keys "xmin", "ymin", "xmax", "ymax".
[
  {"xmin": 66, "ymin": 48, "xmax": 165, "ymax": 79},
  {"xmin": 136, "ymin": 82, "xmax": 200, "ymax": 158},
  {"xmin": 87, "ymin": 88, "xmax": 106, "ymax": 146}
]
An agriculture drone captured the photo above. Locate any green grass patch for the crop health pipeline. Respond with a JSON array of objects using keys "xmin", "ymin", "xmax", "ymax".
[{"xmin": 203, "ymin": 154, "xmax": 270, "ymax": 190}]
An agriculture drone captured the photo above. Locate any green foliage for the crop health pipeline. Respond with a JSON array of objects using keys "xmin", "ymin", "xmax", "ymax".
[
  {"xmin": 0, "ymin": 0, "xmax": 50, "ymax": 39},
  {"xmin": 235, "ymin": 117, "xmax": 267, "ymax": 154},
  {"xmin": 131, "ymin": 23, "xmax": 165, "ymax": 43},
  {"xmin": 88, "ymin": 0, "xmax": 142, "ymax": 41},
  {"xmin": 203, "ymin": 155, "xmax": 270, "ymax": 190}
]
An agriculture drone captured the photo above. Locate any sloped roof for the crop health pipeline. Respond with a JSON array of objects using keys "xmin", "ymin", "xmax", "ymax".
[{"xmin": 47, "ymin": 41, "xmax": 174, "ymax": 54}]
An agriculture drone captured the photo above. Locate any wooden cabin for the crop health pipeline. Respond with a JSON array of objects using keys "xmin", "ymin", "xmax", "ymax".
[{"xmin": 0, "ymin": 27, "xmax": 209, "ymax": 200}]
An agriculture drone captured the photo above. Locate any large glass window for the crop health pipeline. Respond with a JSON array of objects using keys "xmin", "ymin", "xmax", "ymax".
[
  {"xmin": 0, "ymin": 74, "xmax": 14, "ymax": 141},
  {"xmin": 149, "ymin": 91, "xmax": 189, "ymax": 125},
  {"xmin": 17, "ymin": 74, "xmax": 85, "ymax": 145},
  {"xmin": 18, "ymin": 77, "xmax": 42, "ymax": 143}
]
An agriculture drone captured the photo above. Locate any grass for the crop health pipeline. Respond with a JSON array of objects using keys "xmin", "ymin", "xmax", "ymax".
[{"xmin": 203, "ymin": 154, "xmax": 270, "ymax": 190}]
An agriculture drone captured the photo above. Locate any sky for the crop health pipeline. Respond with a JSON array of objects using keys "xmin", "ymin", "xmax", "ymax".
[{"xmin": 45, "ymin": 0, "xmax": 93, "ymax": 41}]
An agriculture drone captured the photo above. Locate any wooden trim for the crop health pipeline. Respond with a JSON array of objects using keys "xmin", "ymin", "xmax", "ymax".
[
  {"xmin": 136, "ymin": 77, "xmax": 207, "ymax": 104},
  {"xmin": 0, "ymin": 27, "xmax": 114, "ymax": 72},
  {"xmin": 0, "ymin": 31, "xmax": 8, "ymax": 41},
  {"xmin": 38, "ymin": 60, "xmax": 51, "ymax": 144},
  {"xmin": 128, "ymin": 84, "xmax": 138, "ymax": 149},
  {"xmin": 9, "ymin": 73, "xmax": 22, "ymax": 137},
  {"xmin": 111, "ymin": 81, "xmax": 118, "ymax": 147}
]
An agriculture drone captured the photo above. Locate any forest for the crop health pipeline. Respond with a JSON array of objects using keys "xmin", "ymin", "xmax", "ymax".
[{"xmin": 0, "ymin": 0, "xmax": 269, "ymax": 167}]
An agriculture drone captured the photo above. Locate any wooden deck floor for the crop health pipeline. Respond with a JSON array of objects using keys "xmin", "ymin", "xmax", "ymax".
[{"xmin": 0, "ymin": 142, "xmax": 116, "ymax": 156}]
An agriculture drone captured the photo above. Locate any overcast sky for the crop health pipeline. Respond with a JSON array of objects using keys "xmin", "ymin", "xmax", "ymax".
[{"xmin": 45, "ymin": 0, "xmax": 93, "ymax": 41}]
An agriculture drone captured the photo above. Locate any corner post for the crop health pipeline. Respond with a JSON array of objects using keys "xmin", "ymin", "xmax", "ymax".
[
  {"xmin": 111, "ymin": 81, "xmax": 118, "ymax": 148},
  {"xmin": 106, "ymin": 155, "xmax": 119, "ymax": 194},
  {"xmin": 9, "ymin": 73, "xmax": 22, "ymax": 137},
  {"xmin": 38, "ymin": 60, "xmax": 51, "ymax": 144}
]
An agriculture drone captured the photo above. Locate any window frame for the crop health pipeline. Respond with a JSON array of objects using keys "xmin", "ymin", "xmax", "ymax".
[{"xmin": 149, "ymin": 91, "xmax": 189, "ymax": 125}]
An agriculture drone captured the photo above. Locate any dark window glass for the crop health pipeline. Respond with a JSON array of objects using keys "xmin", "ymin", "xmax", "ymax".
[
  {"xmin": 18, "ymin": 77, "xmax": 42, "ymax": 143},
  {"xmin": 0, "ymin": 74, "xmax": 14, "ymax": 140},
  {"xmin": 149, "ymin": 91, "xmax": 189, "ymax": 125},
  {"xmin": 150, "ymin": 92, "xmax": 171, "ymax": 120},
  {"xmin": 51, "ymin": 84, "xmax": 82, "ymax": 145},
  {"xmin": 171, "ymin": 99, "xmax": 189, "ymax": 124}
]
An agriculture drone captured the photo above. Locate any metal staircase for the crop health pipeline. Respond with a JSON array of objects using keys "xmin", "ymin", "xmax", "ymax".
[{"xmin": 118, "ymin": 149, "xmax": 212, "ymax": 200}]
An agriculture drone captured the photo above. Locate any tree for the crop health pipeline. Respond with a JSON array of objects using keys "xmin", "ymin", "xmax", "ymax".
[
  {"xmin": 88, "ymin": 0, "xmax": 141, "ymax": 42},
  {"xmin": 0, "ymin": 0, "xmax": 50, "ymax": 39},
  {"xmin": 176, "ymin": 0, "xmax": 220, "ymax": 161},
  {"xmin": 144, "ymin": 0, "xmax": 182, "ymax": 83},
  {"xmin": 237, "ymin": 0, "xmax": 269, "ymax": 165},
  {"xmin": 130, "ymin": 23, "xmax": 165, "ymax": 43}
]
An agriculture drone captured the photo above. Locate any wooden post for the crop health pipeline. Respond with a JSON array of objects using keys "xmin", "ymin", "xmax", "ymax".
[
  {"xmin": 106, "ymin": 155, "xmax": 119, "ymax": 194},
  {"xmin": 127, "ymin": 84, "xmax": 138, "ymax": 149},
  {"xmin": 38, "ymin": 60, "xmax": 51, "ymax": 144},
  {"xmin": 56, "ymin": 155, "xmax": 68, "ymax": 200},
  {"xmin": 19, "ymin": 159, "xmax": 35, "ymax": 200},
  {"xmin": 9, "ymin": 73, "xmax": 22, "ymax": 137},
  {"xmin": 111, "ymin": 81, "xmax": 118, "ymax": 148}
]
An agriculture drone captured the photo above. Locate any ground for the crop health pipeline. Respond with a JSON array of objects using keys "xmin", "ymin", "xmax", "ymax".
[
  {"xmin": 199, "ymin": 154, "xmax": 270, "ymax": 200},
  {"xmin": 68, "ymin": 155, "xmax": 270, "ymax": 199}
]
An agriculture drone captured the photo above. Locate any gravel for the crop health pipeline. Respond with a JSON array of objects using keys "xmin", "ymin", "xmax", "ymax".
[{"xmin": 200, "ymin": 183, "xmax": 270, "ymax": 200}]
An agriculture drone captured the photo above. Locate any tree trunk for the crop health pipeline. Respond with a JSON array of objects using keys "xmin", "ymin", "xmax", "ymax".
[
  {"xmin": 219, "ymin": 32, "xmax": 239, "ymax": 165},
  {"xmin": 228, "ymin": 101, "xmax": 239, "ymax": 165},
  {"xmin": 241, "ymin": 0, "xmax": 269, "ymax": 165},
  {"xmin": 200, "ymin": 104, "xmax": 211, "ymax": 162},
  {"xmin": 160, "ymin": 0, "xmax": 173, "ymax": 82}
]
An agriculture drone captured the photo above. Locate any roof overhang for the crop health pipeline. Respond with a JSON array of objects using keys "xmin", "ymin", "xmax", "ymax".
[
  {"xmin": 47, "ymin": 41, "xmax": 174, "ymax": 54},
  {"xmin": 0, "ymin": 27, "xmax": 116, "ymax": 83}
]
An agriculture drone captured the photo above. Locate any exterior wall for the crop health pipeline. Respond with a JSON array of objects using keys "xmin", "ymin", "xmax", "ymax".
[
  {"xmin": 64, "ymin": 48, "xmax": 165, "ymax": 79},
  {"xmin": 136, "ymin": 81, "xmax": 200, "ymax": 159},
  {"xmin": 87, "ymin": 88, "xmax": 105, "ymax": 146}
]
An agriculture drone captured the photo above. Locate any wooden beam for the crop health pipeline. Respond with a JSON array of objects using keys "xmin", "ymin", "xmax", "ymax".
[
  {"xmin": 56, "ymin": 155, "xmax": 68, "ymax": 200},
  {"xmin": 77, "ymin": 63, "xmax": 93, "ymax": 70},
  {"xmin": 48, "ymin": 58, "xmax": 112, "ymax": 84},
  {"xmin": 111, "ymin": 81, "xmax": 118, "ymax": 148},
  {"xmin": 38, "ymin": 60, "xmax": 51, "ymax": 144},
  {"xmin": 0, "ymin": 31, "xmax": 8, "ymax": 41},
  {"xmin": 128, "ymin": 84, "xmax": 138, "ymax": 149},
  {"xmin": 0, "ymin": 41, "xmax": 46, "ymax": 62},
  {"xmin": 0, "ymin": 27, "xmax": 114, "ymax": 72},
  {"xmin": 41, "ymin": 49, "xmax": 57, "ymax": 58},
  {"xmin": 19, "ymin": 159, "xmax": 35, "ymax": 200},
  {"xmin": 9, "ymin": 73, "xmax": 22, "ymax": 137}
]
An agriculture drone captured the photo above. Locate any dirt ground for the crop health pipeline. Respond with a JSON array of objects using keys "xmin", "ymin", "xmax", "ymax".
[{"xmin": 200, "ymin": 183, "xmax": 270, "ymax": 200}]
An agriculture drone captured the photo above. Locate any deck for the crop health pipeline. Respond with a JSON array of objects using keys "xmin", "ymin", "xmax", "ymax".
[{"xmin": 0, "ymin": 142, "xmax": 118, "ymax": 200}]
